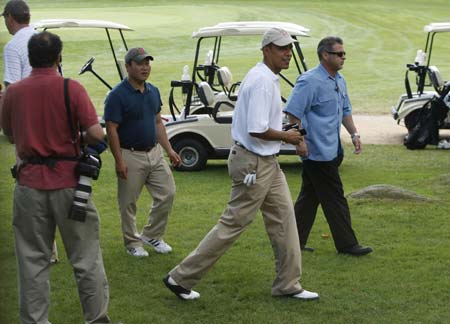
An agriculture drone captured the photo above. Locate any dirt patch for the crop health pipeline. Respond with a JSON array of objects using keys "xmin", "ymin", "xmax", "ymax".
[
  {"xmin": 340, "ymin": 114, "xmax": 406, "ymax": 145},
  {"xmin": 341, "ymin": 114, "xmax": 450, "ymax": 145}
]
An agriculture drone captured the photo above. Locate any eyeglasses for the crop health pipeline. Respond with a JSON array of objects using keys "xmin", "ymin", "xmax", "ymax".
[{"xmin": 326, "ymin": 51, "xmax": 346, "ymax": 57}]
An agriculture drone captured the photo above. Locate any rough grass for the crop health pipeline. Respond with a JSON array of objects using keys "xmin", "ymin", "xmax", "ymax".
[{"xmin": 1, "ymin": 136, "xmax": 450, "ymax": 323}]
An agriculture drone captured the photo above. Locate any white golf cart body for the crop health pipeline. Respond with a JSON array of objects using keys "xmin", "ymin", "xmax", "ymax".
[
  {"xmin": 391, "ymin": 22, "xmax": 450, "ymax": 131},
  {"xmin": 165, "ymin": 21, "xmax": 310, "ymax": 171}
]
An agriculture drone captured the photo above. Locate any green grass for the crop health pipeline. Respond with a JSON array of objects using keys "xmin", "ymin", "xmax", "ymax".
[
  {"xmin": 2, "ymin": 137, "xmax": 450, "ymax": 323},
  {"xmin": 2, "ymin": 1, "xmax": 450, "ymax": 323}
]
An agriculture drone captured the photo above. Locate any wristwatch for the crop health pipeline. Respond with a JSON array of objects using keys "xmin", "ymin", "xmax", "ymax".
[{"xmin": 351, "ymin": 132, "xmax": 360, "ymax": 139}]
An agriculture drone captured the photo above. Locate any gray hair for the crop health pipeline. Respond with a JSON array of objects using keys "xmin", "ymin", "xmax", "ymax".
[{"xmin": 317, "ymin": 36, "xmax": 343, "ymax": 61}]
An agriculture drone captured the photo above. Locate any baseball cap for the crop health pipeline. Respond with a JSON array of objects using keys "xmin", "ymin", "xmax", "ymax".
[
  {"xmin": 125, "ymin": 47, "xmax": 154, "ymax": 64},
  {"xmin": 1, "ymin": 0, "xmax": 30, "ymax": 19},
  {"xmin": 261, "ymin": 27, "xmax": 297, "ymax": 48}
]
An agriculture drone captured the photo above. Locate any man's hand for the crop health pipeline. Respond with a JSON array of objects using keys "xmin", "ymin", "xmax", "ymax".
[
  {"xmin": 352, "ymin": 135, "xmax": 362, "ymax": 154},
  {"xmin": 167, "ymin": 149, "xmax": 182, "ymax": 167},
  {"xmin": 283, "ymin": 129, "xmax": 302, "ymax": 145},
  {"xmin": 296, "ymin": 140, "xmax": 308, "ymax": 157},
  {"xmin": 115, "ymin": 160, "xmax": 127, "ymax": 180}
]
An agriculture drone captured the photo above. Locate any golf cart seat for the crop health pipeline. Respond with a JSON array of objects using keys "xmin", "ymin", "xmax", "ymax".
[
  {"xmin": 217, "ymin": 67, "xmax": 239, "ymax": 101},
  {"xmin": 197, "ymin": 81, "xmax": 233, "ymax": 124},
  {"xmin": 429, "ymin": 66, "xmax": 444, "ymax": 94},
  {"xmin": 197, "ymin": 81, "xmax": 215, "ymax": 109}
]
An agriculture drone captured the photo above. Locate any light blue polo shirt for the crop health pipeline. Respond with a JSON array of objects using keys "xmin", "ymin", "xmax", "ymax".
[{"xmin": 283, "ymin": 64, "xmax": 352, "ymax": 161}]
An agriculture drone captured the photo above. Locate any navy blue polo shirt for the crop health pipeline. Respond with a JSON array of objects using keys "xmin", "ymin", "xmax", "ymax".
[{"xmin": 104, "ymin": 79, "xmax": 162, "ymax": 149}]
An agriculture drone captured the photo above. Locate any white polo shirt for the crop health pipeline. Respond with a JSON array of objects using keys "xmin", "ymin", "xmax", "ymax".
[
  {"xmin": 231, "ymin": 62, "xmax": 282, "ymax": 156},
  {"xmin": 3, "ymin": 26, "xmax": 36, "ymax": 84}
]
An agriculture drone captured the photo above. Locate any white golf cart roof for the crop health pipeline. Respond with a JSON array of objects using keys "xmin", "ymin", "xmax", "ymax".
[
  {"xmin": 32, "ymin": 18, "xmax": 133, "ymax": 31},
  {"xmin": 192, "ymin": 21, "xmax": 309, "ymax": 38},
  {"xmin": 424, "ymin": 22, "xmax": 450, "ymax": 33}
]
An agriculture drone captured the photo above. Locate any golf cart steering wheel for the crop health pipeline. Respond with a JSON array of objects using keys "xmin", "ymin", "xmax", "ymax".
[{"xmin": 79, "ymin": 57, "xmax": 95, "ymax": 75}]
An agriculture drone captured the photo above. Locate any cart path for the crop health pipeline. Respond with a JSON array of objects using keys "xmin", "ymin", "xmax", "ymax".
[{"xmin": 340, "ymin": 114, "xmax": 407, "ymax": 145}]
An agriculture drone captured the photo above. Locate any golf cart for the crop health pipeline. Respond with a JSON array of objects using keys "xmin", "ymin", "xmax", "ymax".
[
  {"xmin": 32, "ymin": 18, "xmax": 132, "ymax": 90},
  {"xmin": 391, "ymin": 22, "xmax": 450, "ymax": 148},
  {"xmin": 165, "ymin": 21, "xmax": 311, "ymax": 171}
]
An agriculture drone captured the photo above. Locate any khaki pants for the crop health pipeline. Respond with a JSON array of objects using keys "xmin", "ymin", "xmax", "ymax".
[
  {"xmin": 13, "ymin": 185, "xmax": 110, "ymax": 324},
  {"xmin": 170, "ymin": 145, "xmax": 303, "ymax": 296},
  {"xmin": 118, "ymin": 145, "xmax": 175, "ymax": 248}
]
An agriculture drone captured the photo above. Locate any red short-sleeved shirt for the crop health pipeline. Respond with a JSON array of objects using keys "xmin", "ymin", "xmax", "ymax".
[{"xmin": 2, "ymin": 68, "xmax": 99, "ymax": 189}]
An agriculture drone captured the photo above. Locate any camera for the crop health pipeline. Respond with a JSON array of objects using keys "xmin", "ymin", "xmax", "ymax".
[{"xmin": 69, "ymin": 143, "xmax": 105, "ymax": 222}]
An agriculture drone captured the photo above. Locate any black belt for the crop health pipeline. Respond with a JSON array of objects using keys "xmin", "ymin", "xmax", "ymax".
[
  {"xmin": 121, "ymin": 145, "xmax": 155, "ymax": 152},
  {"xmin": 24, "ymin": 156, "xmax": 79, "ymax": 167}
]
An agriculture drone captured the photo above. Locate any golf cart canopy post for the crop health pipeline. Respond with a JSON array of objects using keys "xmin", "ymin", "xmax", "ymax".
[
  {"xmin": 32, "ymin": 19, "xmax": 133, "ymax": 82},
  {"xmin": 180, "ymin": 21, "xmax": 310, "ymax": 116},
  {"xmin": 423, "ymin": 22, "xmax": 450, "ymax": 67}
]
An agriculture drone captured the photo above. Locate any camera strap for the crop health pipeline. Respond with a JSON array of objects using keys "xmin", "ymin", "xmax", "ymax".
[{"xmin": 64, "ymin": 78, "xmax": 81, "ymax": 157}]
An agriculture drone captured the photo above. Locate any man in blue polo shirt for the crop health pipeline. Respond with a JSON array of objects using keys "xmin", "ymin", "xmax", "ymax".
[
  {"xmin": 284, "ymin": 36, "xmax": 372, "ymax": 256},
  {"xmin": 104, "ymin": 47, "xmax": 181, "ymax": 257}
]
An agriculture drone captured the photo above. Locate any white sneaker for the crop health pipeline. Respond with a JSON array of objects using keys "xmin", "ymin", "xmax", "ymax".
[
  {"xmin": 291, "ymin": 289, "xmax": 319, "ymax": 300},
  {"xmin": 140, "ymin": 236, "xmax": 172, "ymax": 254},
  {"xmin": 437, "ymin": 140, "xmax": 450, "ymax": 149},
  {"xmin": 127, "ymin": 246, "xmax": 149, "ymax": 257}
]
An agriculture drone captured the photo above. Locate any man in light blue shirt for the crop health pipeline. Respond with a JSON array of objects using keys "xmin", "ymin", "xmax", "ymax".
[{"xmin": 284, "ymin": 36, "xmax": 372, "ymax": 256}]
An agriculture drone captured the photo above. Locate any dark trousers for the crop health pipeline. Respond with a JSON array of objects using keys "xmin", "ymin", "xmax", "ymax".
[{"xmin": 294, "ymin": 156, "xmax": 358, "ymax": 251}]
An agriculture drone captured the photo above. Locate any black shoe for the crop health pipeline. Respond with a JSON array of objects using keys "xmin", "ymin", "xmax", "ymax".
[
  {"xmin": 338, "ymin": 244, "xmax": 373, "ymax": 256},
  {"xmin": 300, "ymin": 245, "xmax": 315, "ymax": 252}
]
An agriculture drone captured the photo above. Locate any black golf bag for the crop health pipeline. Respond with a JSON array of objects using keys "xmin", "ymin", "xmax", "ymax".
[{"xmin": 404, "ymin": 83, "xmax": 450, "ymax": 150}]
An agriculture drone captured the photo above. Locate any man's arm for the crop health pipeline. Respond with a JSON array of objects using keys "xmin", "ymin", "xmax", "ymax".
[
  {"xmin": 250, "ymin": 127, "xmax": 301, "ymax": 145},
  {"xmin": 106, "ymin": 121, "xmax": 128, "ymax": 179},
  {"xmin": 83, "ymin": 124, "xmax": 104, "ymax": 145},
  {"xmin": 286, "ymin": 113, "xmax": 308, "ymax": 157},
  {"xmin": 0, "ymin": 87, "xmax": 14, "ymax": 143},
  {"xmin": 155, "ymin": 113, "xmax": 181, "ymax": 167},
  {"xmin": 342, "ymin": 115, "xmax": 361, "ymax": 154}
]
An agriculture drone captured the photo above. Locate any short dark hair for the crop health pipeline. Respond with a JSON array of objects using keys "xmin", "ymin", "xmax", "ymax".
[
  {"xmin": 317, "ymin": 36, "xmax": 343, "ymax": 61},
  {"xmin": 28, "ymin": 31, "xmax": 63, "ymax": 68},
  {"xmin": 2, "ymin": 0, "xmax": 30, "ymax": 24}
]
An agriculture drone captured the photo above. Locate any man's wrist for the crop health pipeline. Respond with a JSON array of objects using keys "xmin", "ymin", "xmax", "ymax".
[{"xmin": 351, "ymin": 132, "xmax": 360, "ymax": 139}]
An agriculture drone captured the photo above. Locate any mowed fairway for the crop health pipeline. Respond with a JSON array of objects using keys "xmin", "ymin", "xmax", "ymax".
[{"xmin": 1, "ymin": 1, "xmax": 450, "ymax": 323}]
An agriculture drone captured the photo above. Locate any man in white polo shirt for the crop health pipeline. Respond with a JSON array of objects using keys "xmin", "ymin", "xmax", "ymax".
[
  {"xmin": 164, "ymin": 27, "xmax": 319, "ymax": 301},
  {"xmin": 0, "ymin": 0, "xmax": 35, "ymax": 131},
  {"xmin": 2, "ymin": 0, "xmax": 35, "ymax": 87}
]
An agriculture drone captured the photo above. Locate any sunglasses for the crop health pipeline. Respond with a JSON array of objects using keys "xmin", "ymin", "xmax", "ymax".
[{"xmin": 326, "ymin": 51, "xmax": 346, "ymax": 57}]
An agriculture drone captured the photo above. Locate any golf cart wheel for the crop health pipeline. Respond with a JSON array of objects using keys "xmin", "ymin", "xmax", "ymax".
[{"xmin": 173, "ymin": 138, "xmax": 208, "ymax": 171}]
